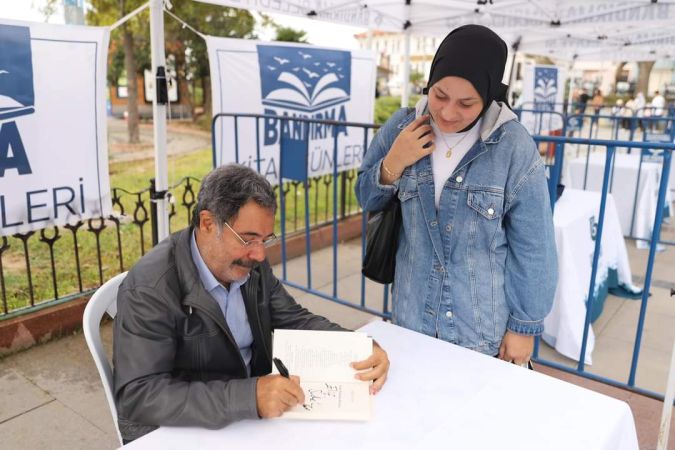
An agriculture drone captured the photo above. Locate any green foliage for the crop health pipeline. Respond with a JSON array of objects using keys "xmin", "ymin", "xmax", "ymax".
[
  {"xmin": 409, "ymin": 71, "xmax": 426, "ymax": 89},
  {"xmin": 374, "ymin": 95, "xmax": 421, "ymax": 124},
  {"xmin": 274, "ymin": 26, "xmax": 308, "ymax": 43},
  {"xmin": 86, "ymin": 1, "xmax": 258, "ymax": 99},
  {"xmin": 87, "ymin": 0, "xmax": 151, "ymax": 84},
  {"xmin": 165, "ymin": 3, "xmax": 258, "ymax": 81}
]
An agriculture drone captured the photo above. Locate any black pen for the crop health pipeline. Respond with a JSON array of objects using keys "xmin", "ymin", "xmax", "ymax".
[{"xmin": 273, "ymin": 357, "xmax": 290, "ymax": 378}]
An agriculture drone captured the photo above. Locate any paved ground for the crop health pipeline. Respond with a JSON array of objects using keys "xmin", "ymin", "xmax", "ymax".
[{"xmin": 107, "ymin": 117, "xmax": 211, "ymax": 163}]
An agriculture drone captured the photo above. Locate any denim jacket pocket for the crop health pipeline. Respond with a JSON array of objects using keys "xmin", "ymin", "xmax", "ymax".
[
  {"xmin": 397, "ymin": 175, "xmax": 419, "ymax": 202},
  {"xmin": 467, "ymin": 189, "xmax": 504, "ymax": 220}
]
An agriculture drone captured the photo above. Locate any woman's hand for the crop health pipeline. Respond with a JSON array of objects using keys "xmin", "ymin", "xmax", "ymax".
[
  {"xmin": 380, "ymin": 114, "xmax": 435, "ymax": 184},
  {"xmin": 350, "ymin": 342, "xmax": 390, "ymax": 395},
  {"xmin": 498, "ymin": 331, "xmax": 534, "ymax": 365}
]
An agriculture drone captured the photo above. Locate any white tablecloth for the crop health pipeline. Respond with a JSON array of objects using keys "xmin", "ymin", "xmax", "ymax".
[
  {"xmin": 565, "ymin": 153, "xmax": 672, "ymax": 244},
  {"xmin": 544, "ymin": 189, "xmax": 639, "ymax": 364},
  {"xmin": 123, "ymin": 321, "xmax": 638, "ymax": 450}
]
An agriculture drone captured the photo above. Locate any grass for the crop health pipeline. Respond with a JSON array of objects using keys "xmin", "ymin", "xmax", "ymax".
[{"xmin": 1, "ymin": 148, "xmax": 362, "ymax": 316}]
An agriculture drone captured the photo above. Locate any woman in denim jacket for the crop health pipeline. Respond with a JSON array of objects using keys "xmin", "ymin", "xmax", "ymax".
[{"xmin": 356, "ymin": 25, "xmax": 557, "ymax": 364}]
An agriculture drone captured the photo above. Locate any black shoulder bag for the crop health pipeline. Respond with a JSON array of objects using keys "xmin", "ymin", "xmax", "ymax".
[
  {"xmin": 361, "ymin": 107, "xmax": 413, "ymax": 284},
  {"xmin": 361, "ymin": 197, "xmax": 401, "ymax": 284}
]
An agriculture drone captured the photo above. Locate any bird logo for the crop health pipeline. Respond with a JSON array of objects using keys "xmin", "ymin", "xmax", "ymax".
[{"xmin": 302, "ymin": 68, "xmax": 319, "ymax": 79}]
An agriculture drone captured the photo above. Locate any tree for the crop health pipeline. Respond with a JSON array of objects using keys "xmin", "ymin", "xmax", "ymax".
[
  {"xmin": 409, "ymin": 70, "xmax": 426, "ymax": 94},
  {"xmin": 636, "ymin": 61, "xmax": 656, "ymax": 96},
  {"xmin": 87, "ymin": 0, "xmax": 149, "ymax": 144},
  {"xmin": 163, "ymin": 3, "xmax": 258, "ymax": 119},
  {"xmin": 274, "ymin": 26, "xmax": 308, "ymax": 43},
  {"xmin": 38, "ymin": 0, "xmax": 60, "ymax": 22}
]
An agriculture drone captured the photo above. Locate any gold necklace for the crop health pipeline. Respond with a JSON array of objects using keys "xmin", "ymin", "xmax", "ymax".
[{"xmin": 438, "ymin": 130, "xmax": 471, "ymax": 158}]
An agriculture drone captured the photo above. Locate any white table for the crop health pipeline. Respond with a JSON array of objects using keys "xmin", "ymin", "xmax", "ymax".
[
  {"xmin": 565, "ymin": 152, "xmax": 672, "ymax": 245},
  {"xmin": 544, "ymin": 189, "xmax": 640, "ymax": 364},
  {"xmin": 124, "ymin": 321, "xmax": 638, "ymax": 450}
]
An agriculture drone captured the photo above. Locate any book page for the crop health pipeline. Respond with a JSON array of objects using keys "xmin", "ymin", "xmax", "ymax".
[
  {"xmin": 283, "ymin": 381, "xmax": 372, "ymax": 421},
  {"xmin": 272, "ymin": 330, "xmax": 373, "ymax": 421},
  {"xmin": 272, "ymin": 329, "xmax": 372, "ymax": 382}
]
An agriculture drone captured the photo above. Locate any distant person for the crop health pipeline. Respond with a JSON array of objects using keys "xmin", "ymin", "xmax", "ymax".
[
  {"xmin": 651, "ymin": 90, "xmax": 666, "ymax": 116},
  {"xmin": 590, "ymin": 89, "xmax": 604, "ymax": 115},
  {"xmin": 650, "ymin": 91, "xmax": 666, "ymax": 131},
  {"xmin": 622, "ymin": 98, "xmax": 636, "ymax": 130},
  {"xmin": 576, "ymin": 88, "xmax": 590, "ymax": 115},
  {"xmin": 114, "ymin": 164, "xmax": 390, "ymax": 443},
  {"xmin": 634, "ymin": 92, "xmax": 647, "ymax": 132}
]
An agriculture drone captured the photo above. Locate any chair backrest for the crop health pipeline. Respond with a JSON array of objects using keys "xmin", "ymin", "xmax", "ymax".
[{"xmin": 82, "ymin": 271, "xmax": 127, "ymax": 445}]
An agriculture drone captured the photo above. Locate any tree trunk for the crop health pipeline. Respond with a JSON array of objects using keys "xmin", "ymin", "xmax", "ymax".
[
  {"xmin": 202, "ymin": 75, "xmax": 212, "ymax": 118},
  {"xmin": 613, "ymin": 62, "xmax": 626, "ymax": 93},
  {"xmin": 123, "ymin": 25, "xmax": 140, "ymax": 144},
  {"xmin": 174, "ymin": 55, "xmax": 192, "ymax": 120},
  {"xmin": 636, "ymin": 61, "xmax": 655, "ymax": 96}
]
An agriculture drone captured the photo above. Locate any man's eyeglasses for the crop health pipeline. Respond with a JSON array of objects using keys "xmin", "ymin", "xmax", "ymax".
[{"xmin": 223, "ymin": 221, "xmax": 278, "ymax": 248}]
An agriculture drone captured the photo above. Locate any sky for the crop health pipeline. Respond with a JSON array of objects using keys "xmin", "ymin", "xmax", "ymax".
[{"xmin": 0, "ymin": 1, "xmax": 367, "ymax": 49}]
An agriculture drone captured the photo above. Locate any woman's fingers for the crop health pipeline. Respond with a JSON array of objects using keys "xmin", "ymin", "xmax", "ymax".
[{"xmin": 405, "ymin": 114, "xmax": 429, "ymax": 132}]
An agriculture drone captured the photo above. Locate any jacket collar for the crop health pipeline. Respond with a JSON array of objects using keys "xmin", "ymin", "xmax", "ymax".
[
  {"xmin": 174, "ymin": 228, "xmax": 222, "ymax": 319},
  {"xmin": 405, "ymin": 97, "xmax": 515, "ymax": 145},
  {"xmin": 173, "ymin": 228, "xmax": 265, "ymax": 366}
]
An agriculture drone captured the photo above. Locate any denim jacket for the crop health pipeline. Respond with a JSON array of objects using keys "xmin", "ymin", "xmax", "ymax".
[{"xmin": 356, "ymin": 100, "xmax": 557, "ymax": 356}]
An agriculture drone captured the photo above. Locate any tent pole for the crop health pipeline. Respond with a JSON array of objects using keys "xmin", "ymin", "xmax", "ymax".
[
  {"xmin": 149, "ymin": 0, "xmax": 170, "ymax": 242},
  {"xmin": 506, "ymin": 37, "xmax": 521, "ymax": 103},
  {"xmin": 566, "ymin": 58, "xmax": 577, "ymax": 115},
  {"xmin": 401, "ymin": 30, "xmax": 411, "ymax": 108}
]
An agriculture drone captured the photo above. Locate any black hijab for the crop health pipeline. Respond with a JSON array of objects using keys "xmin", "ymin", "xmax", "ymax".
[{"xmin": 423, "ymin": 24, "xmax": 510, "ymax": 131}]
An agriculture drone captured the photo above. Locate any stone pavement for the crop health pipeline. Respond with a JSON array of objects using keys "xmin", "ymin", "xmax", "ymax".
[{"xmin": 107, "ymin": 117, "xmax": 211, "ymax": 163}]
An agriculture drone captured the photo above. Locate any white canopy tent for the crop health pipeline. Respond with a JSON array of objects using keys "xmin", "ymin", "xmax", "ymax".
[{"xmin": 195, "ymin": 0, "xmax": 675, "ymax": 105}]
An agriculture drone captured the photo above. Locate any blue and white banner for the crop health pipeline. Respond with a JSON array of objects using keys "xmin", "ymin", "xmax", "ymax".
[
  {"xmin": 207, "ymin": 37, "xmax": 376, "ymax": 184},
  {"xmin": 0, "ymin": 19, "xmax": 111, "ymax": 236},
  {"xmin": 519, "ymin": 64, "xmax": 566, "ymax": 134}
]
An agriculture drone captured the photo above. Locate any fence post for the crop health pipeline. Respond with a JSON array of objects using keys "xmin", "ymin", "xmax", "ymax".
[
  {"xmin": 340, "ymin": 171, "xmax": 347, "ymax": 219},
  {"xmin": 149, "ymin": 178, "xmax": 159, "ymax": 247},
  {"xmin": 657, "ymin": 331, "xmax": 675, "ymax": 450}
]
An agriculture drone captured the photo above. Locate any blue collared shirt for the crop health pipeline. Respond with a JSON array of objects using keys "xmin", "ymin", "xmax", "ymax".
[{"xmin": 190, "ymin": 231, "xmax": 254, "ymax": 374}]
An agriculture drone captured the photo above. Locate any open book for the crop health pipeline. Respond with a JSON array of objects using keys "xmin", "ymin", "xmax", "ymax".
[{"xmin": 272, "ymin": 329, "xmax": 373, "ymax": 421}]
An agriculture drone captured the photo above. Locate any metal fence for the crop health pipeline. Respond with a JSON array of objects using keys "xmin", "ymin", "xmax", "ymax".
[
  {"xmin": 533, "ymin": 134, "xmax": 674, "ymax": 400},
  {"xmin": 3, "ymin": 109, "xmax": 674, "ymax": 401},
  {"xmin": 0, "ymin": 166, "xmax": 362, "ymax": 319}
]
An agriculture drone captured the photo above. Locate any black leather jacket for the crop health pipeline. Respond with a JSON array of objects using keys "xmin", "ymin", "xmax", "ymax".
[{"xmin": 113, "ymin": 227, "xmax": 344, "ymax": 441}]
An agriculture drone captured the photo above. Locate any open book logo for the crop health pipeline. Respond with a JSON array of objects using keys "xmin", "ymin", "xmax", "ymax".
[
  {"xmin": 0, "ymin": 24, "xmax": 35, "ymax": 122},
  {"xmin": 533, "ymin": 67, "xmax": 558, "ymax": 110},
  {"xmin": 257, "ymin": 45, "xmax": 351, "ymax": 113}
]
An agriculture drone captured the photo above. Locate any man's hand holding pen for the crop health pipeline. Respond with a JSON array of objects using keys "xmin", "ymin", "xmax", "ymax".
[{"xmin": 256, "ymin": 360, "xmax": 305, "ymax": 418}]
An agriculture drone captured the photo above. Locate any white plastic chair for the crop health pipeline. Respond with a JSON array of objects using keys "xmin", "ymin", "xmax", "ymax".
[{"xmin": 83, "ymin": 271, "xmax": 127, "ymax": 445}]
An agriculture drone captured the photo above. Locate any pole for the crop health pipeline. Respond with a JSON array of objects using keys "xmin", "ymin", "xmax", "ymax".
[
  {"xmin": 149, "ymin": 0, "xmax": 170, "ymax": 242},
  {"xmin": 401, "ymin": 30, "xmax": 411, "ymax": 108}
]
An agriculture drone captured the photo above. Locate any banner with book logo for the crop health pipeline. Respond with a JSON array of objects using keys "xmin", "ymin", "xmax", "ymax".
[
  {"xmin": 0, "ymin": 19, "xmax": 111, "ymax": 236},
  {"xmin": 207, "ymin": 37, "xmax": 376, "ymax": 184},
  {"xmin": 518, "ymin": 64, "xmax": 566, "ymax": 135}
]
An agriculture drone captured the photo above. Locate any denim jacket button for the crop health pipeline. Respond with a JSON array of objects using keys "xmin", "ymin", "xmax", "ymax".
[
  {"xmin": 430, "ymin": 220, "xmax": 437, "ymax": 227},
  {"xmin": 487, "ymin": 207, "xmax": 495, "ymax": 216},
  {"xmin": 456, "ymin": 176, "xmax": 463, "ymax": 183},
  {"xmin": 446, "ymin": 224, "xmax": 452, "ymax": 232},
  {"xmin": 445, "ymin": 311, "xmax": 453, "ymax": 318}
]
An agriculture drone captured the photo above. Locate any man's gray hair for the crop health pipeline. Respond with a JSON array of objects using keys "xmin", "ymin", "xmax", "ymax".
[{"xmin": 191, "ymin": 164, "xmax": 276, "ymax": 228}]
